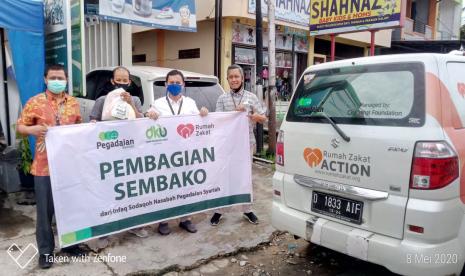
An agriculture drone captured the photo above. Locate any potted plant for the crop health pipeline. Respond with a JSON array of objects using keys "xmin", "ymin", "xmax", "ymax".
[{"xmin": 16, "ymin": 134, "xmax": 35, "ymax": 205}]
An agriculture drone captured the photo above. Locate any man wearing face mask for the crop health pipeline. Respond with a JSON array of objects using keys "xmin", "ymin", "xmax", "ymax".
[
  {"xmin": 210, "ymin": 64, "xmax": 267, "ymax": 226},
  {"xmin": 145, "ymin": 69, "xmax": 208, "ymax": 235},
  {"xmin": 17, "ymin": 64, "xmax": 82, "ymax": 269},
  {"xmin": 90, "ymin": 66, "xmax": 143, "ymax": 122},
  {"xmin": 89, "ymin": 66, "xmax": 147, "ymax": 242}
]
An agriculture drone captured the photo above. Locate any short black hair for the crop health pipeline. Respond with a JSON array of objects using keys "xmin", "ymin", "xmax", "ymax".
[
  {"xmin": 112, "ymin": 66, "xmax": 130, "ymax": 78},
  {"xmin": 44, "ymin": 64, "xmax": 67, "ymax": 78},
  {"xmin": 227, "ymin": 64, "xmax": 244, "ymax": 78},
  {"xmin": 165, "ymin": 69, "xmax": 185, "ymax": 83}
]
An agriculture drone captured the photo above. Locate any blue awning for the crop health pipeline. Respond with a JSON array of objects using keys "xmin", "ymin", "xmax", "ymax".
[
  {"xmin": 0, "ymin": 0, "xmax": 44, "ymax": 150},
  {"xmin": 0, "ymin": 0, "xmax": 44, "ymax": 105},
  {"xmin": 0, "ymin": 0, "xmax": 44, "ymax": 33}
]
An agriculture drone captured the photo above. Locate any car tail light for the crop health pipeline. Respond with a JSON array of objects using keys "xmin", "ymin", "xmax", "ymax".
[
  {"xmin": 276, "ymin": 130, "xmax": 284, "ymax": 166},
  {"xmin": 410, "ymin": 142, "xmax": 459, "ymax": 190},
  {"xmin": 408, "ymin": 225, "xmax": 424, "ymax": 234}
]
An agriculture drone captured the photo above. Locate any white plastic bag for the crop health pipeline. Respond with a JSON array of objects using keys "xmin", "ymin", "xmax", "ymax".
[{"xmin": 101, "ymin": 88, "xmax": 136, "ymax": 121}]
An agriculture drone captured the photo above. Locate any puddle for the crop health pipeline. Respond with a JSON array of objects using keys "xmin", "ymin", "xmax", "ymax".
[{"xmin": 0, "ymin": 193, "xmax": 34, "ymax": 239}]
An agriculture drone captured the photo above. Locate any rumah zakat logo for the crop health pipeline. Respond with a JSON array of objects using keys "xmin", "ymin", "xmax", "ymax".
[
  {"xmin": 177, "ymin": 123, "xmax": 194, "ymax": 139},
  {"xmin": 302, "ymin": 147, "xmax": 372, "ymax": 180},
  {"xmin": 303, "ymin": 148, "xmax": 323, "ymax": 168}
]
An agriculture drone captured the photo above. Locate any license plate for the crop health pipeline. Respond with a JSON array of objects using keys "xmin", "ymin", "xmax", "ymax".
[{"xmin": 311, "ymin": 191, "xmax": 364, "ymax": 224}]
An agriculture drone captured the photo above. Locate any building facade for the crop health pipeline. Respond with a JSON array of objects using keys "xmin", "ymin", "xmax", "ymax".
[
  {"xmin": 391, "ymin": 0, "xmax": 462, "ymax": 41},
  {"xmin": 132, "ymin": 0, "xmax": 393, "ymax": 96}
]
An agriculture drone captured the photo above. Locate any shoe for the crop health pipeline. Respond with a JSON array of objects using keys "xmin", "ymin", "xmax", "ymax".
[
  {"xmin": 179, "ymin": 220, "xmax": 197, "ymax": 233},
  {"xmin": 60, "ymin": 245, "xmax": 87, "ymax": 256},
  {"xmin": 210, "ymin": 213, "xmax": 222, "ymax": 226},
  {"xmin": 128, "ymin": 228, "xmax": 149, "ymax": 238},
  {"xmin": 243, "ymin": 212, "xmax": 259, "ymax": 224},
  {"xmin": 38, "ymin": 254, "xmax": 53, "ymax": 269},
  {"xmin": 158, "ymin": 222, "xmax": 171, "ymax": 235}
]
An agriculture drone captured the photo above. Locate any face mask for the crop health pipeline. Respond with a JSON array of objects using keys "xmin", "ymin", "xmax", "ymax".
[
  {"xmin": 47, "ymin": 80, "xmax": 67, "ymax": 94},
  {"xmin": 114, "ymin": 83, "xmax": 130, "ymax": 91},
  {"xmin": 232, "ymin": 82, "xmax": 243, "ymax": 93},
  {"xmin": 167, "ymin": 83, "xmax": 182, "ymax": 96}
]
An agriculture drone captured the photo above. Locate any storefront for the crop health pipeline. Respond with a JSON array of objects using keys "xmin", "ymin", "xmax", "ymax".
[
  {"xmin": 231, "ymin": 23, "xmax": 308, "ymax": 100},
  {"xmin": 132, "ymin": 0, "xmax": 393, "ymax": 103}
]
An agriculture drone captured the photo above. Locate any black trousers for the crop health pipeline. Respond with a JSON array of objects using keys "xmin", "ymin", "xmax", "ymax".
[{"xmin": 34, "ymin": 176, "xmax": 55, "ymax": 255}]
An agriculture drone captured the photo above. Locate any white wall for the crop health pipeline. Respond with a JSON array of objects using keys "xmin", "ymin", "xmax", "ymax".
[
  {"xmin": 132, "ymin": 30, "xmax": 158, "ymax": 66},
  {"xmin": 163, "ymin": 21, "xmax": 215, "ymax": 75}
]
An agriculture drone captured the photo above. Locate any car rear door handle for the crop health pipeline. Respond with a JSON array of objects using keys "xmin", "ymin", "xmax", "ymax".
[{"xmin": 294, "ymin": 174, "xmax": 389, "ymax": 201}]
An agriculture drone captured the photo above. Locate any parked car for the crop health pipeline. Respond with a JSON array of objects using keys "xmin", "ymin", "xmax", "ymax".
[
  {"xmin": 272, "ymin": 53, "xmax": 465, "ymax": 276},
  {"xmin": 78, "ymin": 66, "xmax": 224, "ymax": 122}
]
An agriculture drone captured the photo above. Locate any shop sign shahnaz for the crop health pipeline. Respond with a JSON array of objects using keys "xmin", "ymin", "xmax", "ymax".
[{"xmin": 310, "ymin": 0, "xmax": 404, "ymax": 36}]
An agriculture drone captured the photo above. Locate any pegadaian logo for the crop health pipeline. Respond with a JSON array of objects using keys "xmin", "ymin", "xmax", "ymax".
[
  {"xmin": 99, "ymin": 130, "xmax": 119, "ymax": 141},
  {"xmin": 146, "ymin": 125, "xmax": 168, "ymax": 143},
  {"xmin": 303, "ymin": 148, "xmax": 323, "ymax": 168},
  {"xmin": 97, "ymin": 130, "xmax": 134, "ymax": 150}
]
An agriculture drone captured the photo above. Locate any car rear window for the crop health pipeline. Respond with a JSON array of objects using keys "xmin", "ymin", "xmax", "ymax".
[
  {"xmin": 153, "ymin": 81, "xmax": 223, "ymax": 112},
  {"xmin": 287, "ymin": 62, "xmax": 425, "ymax": 127}
]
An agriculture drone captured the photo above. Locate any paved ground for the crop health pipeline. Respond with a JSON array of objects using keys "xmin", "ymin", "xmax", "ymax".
[
  {"xmin": 0, "ymin": 164, "xmax": 276, "ymax": 276},
  {"xmin": 0, "ymin": 162, "xmax": 395, "ymax": 276},
  {"xmin": 175, "ymin": 232, "xmax": 395, "ymax": 276}
]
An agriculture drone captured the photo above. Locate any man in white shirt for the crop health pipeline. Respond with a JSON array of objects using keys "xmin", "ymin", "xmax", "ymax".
[{"xmin": 146, "ymin": 69, "xmax": 208, "ymax": 235}]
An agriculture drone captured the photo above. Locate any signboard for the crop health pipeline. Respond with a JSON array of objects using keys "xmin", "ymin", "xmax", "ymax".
[
  {"xmin": 71, "ymin": 0, "xmax": 84, "ymax": 97},
  {"xmin": 45, "ymin": 0, "xmax": 69, "ymax": 69},
  {"xmin": 309, "ymin": 0, "xmax": 404, "ymax": 36},
  {"xmin": 248, "ymin": 0, "xmax": 310, "ymax": 27},
  {"xmin": 98, "ymin": 0, "xmax": 197, "ymax": 32},
  {"xmin": 46, "ymin": 113, "xmax": 252, "ymax": 247}
]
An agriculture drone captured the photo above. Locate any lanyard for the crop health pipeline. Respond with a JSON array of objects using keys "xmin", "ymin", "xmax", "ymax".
[
  {"xmin": 166, "ymin": 96, "xmax": 183, "ymax": 115},
  {"xmin": 230, "ymin": 91, "xmax": 244, "ymax": 109},
  {"xmin": 44, "ymin": 93, "xmax": 65, "ymax": 126}
]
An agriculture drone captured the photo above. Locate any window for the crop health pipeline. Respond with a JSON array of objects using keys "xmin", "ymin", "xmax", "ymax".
[
  {"xmin": 178, "ymin": 48, "xmax": 200, "ymax": 59},
  {"xmin": 287, "ymin": 62, "xmax": 425, "ymax": 127},
  {"xmin": 132, "ymin": 54, "xmax": 146, "ymax": 63}
]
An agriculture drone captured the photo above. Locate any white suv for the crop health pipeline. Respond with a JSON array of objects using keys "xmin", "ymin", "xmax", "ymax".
[
  {"xmin": 272, "ymin": 54, "xmax": 465, "ymax": 276},
  {"xmin": 78, "ymin": 66, "xmax": 224, "ymax": 122}
]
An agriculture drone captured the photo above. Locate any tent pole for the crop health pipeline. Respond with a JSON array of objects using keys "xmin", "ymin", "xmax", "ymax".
[{"xmin": 0, "ymin": 28, "xmax": 11, "ymax": 146}]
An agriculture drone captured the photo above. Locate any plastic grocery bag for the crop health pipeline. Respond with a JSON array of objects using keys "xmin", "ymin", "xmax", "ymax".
[{"xmin": 101, "ymin": 88, "xmax": 136, "ymax": 120}]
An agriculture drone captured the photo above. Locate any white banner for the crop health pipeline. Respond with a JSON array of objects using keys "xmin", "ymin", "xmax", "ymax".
[{"xmin": 46, "ymin": 112, "xmax": 252, "ymax": 247}]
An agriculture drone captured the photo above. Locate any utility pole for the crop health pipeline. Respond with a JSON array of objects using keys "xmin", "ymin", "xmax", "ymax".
[
  {"xmin": 255, "ymin": 0, "xmax": 264, "ymax": 155},
  {"xmin": 213, "ymin": 0, "xmax": 222, "ymax": 82},
  {"xmin": 267, "ymin": 0, "xmax": 277, "ymax": 155}
]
